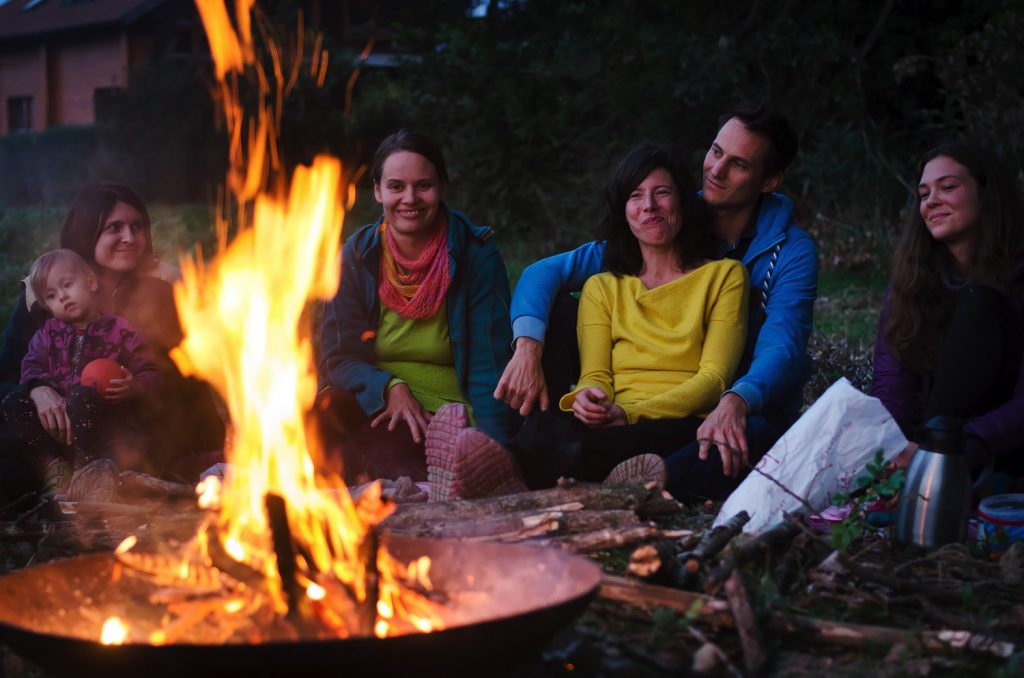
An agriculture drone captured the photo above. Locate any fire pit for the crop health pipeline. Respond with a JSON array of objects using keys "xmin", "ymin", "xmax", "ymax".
[
  {"xmin": 0, "ymin": 535, "xmax": 600, "ymax": 676},
  {"xmin": 0, "ymin": 4, "xmax": 605, "ymax": 674}
]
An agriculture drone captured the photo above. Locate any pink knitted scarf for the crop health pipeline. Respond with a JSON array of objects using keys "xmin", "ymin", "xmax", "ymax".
[{"xmin": 378, "ymin": 213, "xmax": 450, "ymax": 320}]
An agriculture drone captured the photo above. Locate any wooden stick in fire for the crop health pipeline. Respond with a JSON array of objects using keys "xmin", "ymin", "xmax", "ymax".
[{"xmin": 265, "ymin": 493, "xmax": 301, "ymax": 619}]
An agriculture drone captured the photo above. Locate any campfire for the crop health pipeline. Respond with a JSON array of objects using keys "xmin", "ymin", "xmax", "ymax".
[{"xmin": 0, "ymin": 2, "xmax": 601, "ymax": 673}]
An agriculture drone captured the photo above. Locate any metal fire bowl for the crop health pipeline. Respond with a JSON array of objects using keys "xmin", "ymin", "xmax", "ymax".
[{"xmin": 0, "ymin": 536, "xmax": 601, "ymax": 677}]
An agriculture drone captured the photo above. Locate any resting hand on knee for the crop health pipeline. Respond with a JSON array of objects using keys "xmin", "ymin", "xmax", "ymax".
[
  {"xmin": 494, "ymin": 337, "xmax": 549, "ymax": 416},
  {"xmin": 697, "ymin": 393, "xmax": 750, "ymax": 477},
  {"xmin": 30, "ymin": 385, "xmax": 72, "ymax": 446},
  {"xmin": 371, "ymin": 382, "xmax": 432, "ymax": 444}
]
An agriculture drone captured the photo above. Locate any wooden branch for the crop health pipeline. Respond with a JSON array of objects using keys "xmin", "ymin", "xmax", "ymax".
[
  {"xmin": 778, "ymin": 613, "xmax": 1015, "ymax": 659},
  {"xmin": 604, "ymin": 575, "xmax": 1016, "ymax": 660},
  {"xmin": 383, "ymin": 484, "xmax": 663, "ymax": 531},
  {"xmin": 705, "ymin": 518, "xmax": 802, "ymax": 593},
  {"xmin": 536, "ymin": 525, "xmax": 668, "ymax": 553},
  {"xmin": 678, "ymin": 511, "xmax": 749, "ymax": 587},
  {"xmin": 119, "ymin": 471, "xmax": 194, "ymax": 499},
  {"xmin": 598, "ymin": 575, "xmax": 733, "ymax": 626},
  {"xmin": 725, "ymin": 571, "xmax": 766, "ymax": 677}
]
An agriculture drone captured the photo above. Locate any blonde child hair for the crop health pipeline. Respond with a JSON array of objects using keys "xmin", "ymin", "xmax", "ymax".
[{"xmin": 28, "ymin": 249, "xmax": 96, "ymax": 302}]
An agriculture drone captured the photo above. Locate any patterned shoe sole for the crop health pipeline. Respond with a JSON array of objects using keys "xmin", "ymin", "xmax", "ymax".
[
  {"xmin": 426, "ymin": 403, "xmax": 469, "ymax": 502},
  {"xmin": 604, "ymin": 453, "xmax": 667, "ymax": 487},
  {"xmin": 453, "ymin": 429, "xmax": 527, "ymax": 499}
]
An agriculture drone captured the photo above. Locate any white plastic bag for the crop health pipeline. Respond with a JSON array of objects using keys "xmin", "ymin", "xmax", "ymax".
[{"xmin": 715, "ymin": 378, "xmax": 908, "ymax": 534}]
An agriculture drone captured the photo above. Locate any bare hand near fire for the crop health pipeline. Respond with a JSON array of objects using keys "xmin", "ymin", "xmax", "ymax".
[
  {"xmin": 494, "ymin": 337, "xmax": 549, "ymax": 416},
  {"xmin": 572, "ymin": 387, "xmax": 626, "ymax": 428},
  {"xmin": 373, "ymin": 382, "xmax": 432, "ymax": 443},
  {"xmin": 697, "ymin": 393, "xmax": 749, "ymax": 477},
  {"xmin": 105, "ymin": 366, "xmax": 143, "ymax": 403},
  {"xmin": 30, "ymin": 384, "xmax": 72, "ymax": 446}
]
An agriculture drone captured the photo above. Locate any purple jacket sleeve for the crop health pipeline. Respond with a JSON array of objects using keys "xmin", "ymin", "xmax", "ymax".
[
  {"xmin": 870, "ymin": 302, "xmax": 924, "ymax": 432},
  {"xmin": 20, "ymin": 326, "xmax": 56, "ymax": 389}
]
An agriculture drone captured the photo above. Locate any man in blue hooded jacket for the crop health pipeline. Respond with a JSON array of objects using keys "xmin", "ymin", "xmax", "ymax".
[{"xmin": 495, "ymin": 102, "xmax": 818, "ymax": 501}]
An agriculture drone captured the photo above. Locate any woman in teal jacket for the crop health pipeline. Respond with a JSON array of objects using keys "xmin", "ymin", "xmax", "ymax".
[{"xmin": 318, "ymin": 130, "xmax": 516, "ymax": 486}]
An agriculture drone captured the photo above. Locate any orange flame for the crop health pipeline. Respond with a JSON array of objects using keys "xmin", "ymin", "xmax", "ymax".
[{"xmin": 167, "ymin": 0, "xmax": 442, "ymax": 637}]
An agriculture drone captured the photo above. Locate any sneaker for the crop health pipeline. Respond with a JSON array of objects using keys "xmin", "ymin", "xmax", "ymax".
[
  {"xmin": 426, "ymin": 403, "xmax": 469, "ymax": 501},
  {"xmin": 604, "ymin": 454, "xmax": 667, "ymax": 487},
  {"xmin": 42, "ymin": 459, "xmax": 73, "ymax": 499},
  {"xmin": 430, "ymin": 430, "xmax": 528, "ymax": 503},
  {"xmin": 445, "ymin": 428, "xmax": 527, "ymax": 501}
]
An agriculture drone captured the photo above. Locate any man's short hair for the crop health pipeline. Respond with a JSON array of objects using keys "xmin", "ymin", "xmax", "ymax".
[
  {"xmin": 29, "ymin": 249, "xmax": 94, "ymax": 302},
  {"xmin": 719, "ymin": 101, "xmax": 798, "ymax": 179}
]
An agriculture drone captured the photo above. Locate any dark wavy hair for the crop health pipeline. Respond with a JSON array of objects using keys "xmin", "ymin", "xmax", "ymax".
[
  {"xmin": 884, "ymin": 140, "xmax": 1024, "ymax": 365},
  {"xmin": 60, "ymin": 182, "xmax": 153, "ymax": 269},
  {"xmin": 599, "ymin": 142, "xmax": 713, "ymax": 276},
  {"xmin": 718, "ymin": 101, "xmax": 798, "ymax": 179},
  {"xmin": 370, "ymin": 129, "xmax": 449, "ymax": 187}
]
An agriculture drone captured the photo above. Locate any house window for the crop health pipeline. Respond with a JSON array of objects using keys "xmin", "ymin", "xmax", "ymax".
[{"xmin": 7, "ymin": 97, "xmax": 32, "ymax": 133}]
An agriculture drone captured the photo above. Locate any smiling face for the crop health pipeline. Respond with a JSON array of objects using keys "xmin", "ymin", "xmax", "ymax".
[
  {"xmin": 918, "ymin": 155, "xmax": 982, "ymax": 252},
  {"xmin": 373, "ymin": 151, "xmax": 447, "ymax": 243},
  {"xmin": 41, "ymin": 259, "xmax": 100, "ymax": 328},
  {"xmin": 702, "ymin": 117, "xmax": 780, "ymax": 211},
  {"xmin": 92, "ymin": 201, "xmax": 147, "ymax": 276},
  {"xmin": 625, "ymin": 168, "xmax": 682, "ymax": 250}
]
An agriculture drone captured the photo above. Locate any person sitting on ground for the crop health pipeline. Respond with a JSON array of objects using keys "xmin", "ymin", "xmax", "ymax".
[
  {"xmin": 874, "ymin": 140, "xmax": 1024, "ymax": 478},
  {"xmin": 512, "ymin": 142, "xmax": 749, "ymax": 486},
  {"xmin": 494, "ymin": 102, "xmax": 817, "ymax": 502},
  {"xmin": 0, "ymin": 182, "xmax": 225, "ymax": 496},
  {"xmin": 0, "ymin": 249, "xmax": 162, "ymax": 495},
  {"xmin": 317, "ymin": 130, "xmax": 517, "ymax": 493}
]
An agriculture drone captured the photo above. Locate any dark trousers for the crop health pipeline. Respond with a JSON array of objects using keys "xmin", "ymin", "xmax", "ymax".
[
  {"xmin": 0, "ymin": 384, "xmax": 155, "ymax": 496},
  {"xmin": 928, "ymin": 285, "xmax": 1014, "ymax": 420},
  {"xmin": 512, "ymin": 408, "xmax": 703, "ymax": 488},
  {"xmin": 928, "ymin": 285, "xmax": 1020, "ymax": 475},
  {"xmin": 664, "ymin": 407, "xmax": 790, "ymax": 503},
  {"xmin": 315, "ymin": 387, "xmax": 427, "ymax": 484}
]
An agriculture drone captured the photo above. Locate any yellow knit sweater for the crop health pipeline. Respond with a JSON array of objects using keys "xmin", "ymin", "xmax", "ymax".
[{"xmin": 559, "ymin": 259, "xmax": 748, "ymax": 424}]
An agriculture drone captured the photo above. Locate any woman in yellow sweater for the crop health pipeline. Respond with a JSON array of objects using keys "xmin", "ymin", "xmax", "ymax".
[{"xmin": 511, "ymin": 142, "xmax": 749, "ymax": 487}]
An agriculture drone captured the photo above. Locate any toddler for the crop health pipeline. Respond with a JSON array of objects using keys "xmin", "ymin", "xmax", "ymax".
[{"xmin": 0, "ymin": 249, "xmax": 161, "ymax": 494}]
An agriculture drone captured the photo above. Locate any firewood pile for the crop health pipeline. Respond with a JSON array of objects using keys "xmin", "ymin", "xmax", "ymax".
[{"xmin": 3, "ymin": 467, "xmax": 1024, "ymax": 675}]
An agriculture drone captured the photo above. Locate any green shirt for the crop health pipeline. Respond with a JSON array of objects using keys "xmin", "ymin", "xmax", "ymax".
[{"xmin": 376, "ymin": 300, "xmax": 470, "ymax": 416}]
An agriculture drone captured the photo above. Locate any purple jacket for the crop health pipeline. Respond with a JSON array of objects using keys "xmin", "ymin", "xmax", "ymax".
[
  {"xmin": 21, "ymin": 314, "xmax": 162, "ymax": 396},
  {"xmin": 871, "ymin": 258, "xmax": 1024, "ymax": 465}
]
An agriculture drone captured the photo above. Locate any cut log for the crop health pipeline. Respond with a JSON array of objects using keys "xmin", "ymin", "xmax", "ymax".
[
  {"xmin": 118, "ymin": 471, "xmax": 194, "ymax": 499},
  {"xmin": 725, "ymin": 571, "xmax": 766, "ymax": 677},
  {"xmin": 598, "ymin": 574, "xmax": 733, "ymax": 626},
  {"xmin": 383, "ymin": 484, "xmax": 668, "ymax": 531},
  {"xmin": 705, "ymin": 518, "xmax": 802, "ymax": 592}
]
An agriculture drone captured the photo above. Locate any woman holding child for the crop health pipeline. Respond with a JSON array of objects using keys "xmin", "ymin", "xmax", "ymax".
[
  {"xmin": 873, "ymin": 141, "xmax": 1024, "ymax": 475},
  {"xmin": 317, "ymin": 130, "xmax": 517, "ymax": 494},
  {"xmin": 0, "ymin": 182, "xmax": 224, "ymax": 497}
]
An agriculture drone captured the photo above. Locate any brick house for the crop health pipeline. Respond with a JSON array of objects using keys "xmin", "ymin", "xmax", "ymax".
[
  {"xmin": 0, "ymin": 0, "xmax": 209, "ymax": 135},
  {"xmin": 0, "ymin": 0, "xmax": 390, "ymax": 136}
]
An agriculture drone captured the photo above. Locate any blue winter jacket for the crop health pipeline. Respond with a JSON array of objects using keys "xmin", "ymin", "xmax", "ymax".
[
  {"xmin": 319, "ymin": 208, "xmax": 517, "ymax": 445},
  {"xmin": 511, "ymin": 192, "xmax": 818, "ymax": 420}
]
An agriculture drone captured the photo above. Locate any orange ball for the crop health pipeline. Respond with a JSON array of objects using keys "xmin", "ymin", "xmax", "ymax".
[{"xmin": 80, "ymin": 358, "xmax": 124, "ymax": 395}]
